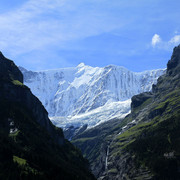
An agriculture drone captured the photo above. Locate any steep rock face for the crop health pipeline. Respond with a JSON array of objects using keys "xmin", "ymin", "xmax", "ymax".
[
  {"xmin": 0, "ymin": 53, "xmax": 62, "ymax": 143},
  {"xmin": 167, "ymin": 45, "xmax": 180, "ymax": 76},
  {"xmin": 153, "ymin": 45, "xmax": 180, "ymax": 95},
  {"xmin": 20, "ymin": 65, "xmax": 164, "ymax": 117},
  {"xmin": 102, "ymin": 45, "xmax": 180, "ymax": 179},
  {"xmin": 0, "ymin": 52, "xmax": 23, "ymax": 83},
  {"xmin": 131, "ymin": 92, "xmax": 153, "ymax": 111},
  {"xmin": 72, "ymin": 45, "xmax": 180, "ymax": 180},
  {"xmin": 20, "ymin": 64, "xmax": 165, "ymax": 130},
  {"xmin": 0, "ymin": 53, "xmax": 95, "ymax": 180}
]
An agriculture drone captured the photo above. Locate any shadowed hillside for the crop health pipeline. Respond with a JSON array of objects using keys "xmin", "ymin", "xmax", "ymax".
[
  {"xmin": 0, "ymin": 52, "xmax": 95, "ymax": 180},
  {"xmin": 72, "ymin": 45, "xmax": 180, "ymax": 180}
]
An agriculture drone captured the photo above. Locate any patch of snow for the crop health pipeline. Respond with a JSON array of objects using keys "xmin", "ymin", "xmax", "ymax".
[
  {"xmin": 20, "ymin": 64, "xmax": 165, "ymax": 129},
  {"xmin": 50, "ymin": 99, "xmax": 131, "ymax": 129}
]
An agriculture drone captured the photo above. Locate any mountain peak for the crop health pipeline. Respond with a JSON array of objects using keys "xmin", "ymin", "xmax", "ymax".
[
  {"xmin": 0, "ymin": 51, "xmax": 23, "ymax": 83},
  {"xmin": 77, "ymin": 62, "xmax": 86, "ymax": 68},
  {"xmin": 18, "ymin": 66, "xmax": 28, "ymax": 73},
  {"xmin": 0, "ymin": 51, "xmax": 6, "ymax": 60},
  {"xmin": 167, "ymin": 44, "xmax": 180, "ymax": 75},
  {"xmin": 0, "ymin": 52, "xmax": 95, "ymax": 179}
]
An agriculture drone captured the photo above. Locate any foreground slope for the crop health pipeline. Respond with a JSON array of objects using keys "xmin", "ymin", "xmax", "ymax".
[
  {"xmin": 72, "ymin": 45, "xmax": 180, "ymax": 179},
  {"xmin": 0, "ymin": 52, "xmax": 95, "ymax": 180}
]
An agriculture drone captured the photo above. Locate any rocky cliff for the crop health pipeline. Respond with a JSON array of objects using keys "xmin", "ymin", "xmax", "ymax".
[
  {"xmin": 19, "ymin": 62, "xmax": 165, "ymax": 135},
  {"xmin": 20, "ymin": 64, "xmax": 164, "ymax": 117},
  {"xmin": 0, "ymin": 52, "xmax": 23, "ymax": 82},
  {"xmin": 0, "ymin": 52, "xmax": 63, "ymax": 144},
  {"xmin": 0, "ymin": 52, "xmax": 95, "ymax": 180},
  {"xmin": 72, "ymin": 45, "xmax": 180, "ymax": 179}
]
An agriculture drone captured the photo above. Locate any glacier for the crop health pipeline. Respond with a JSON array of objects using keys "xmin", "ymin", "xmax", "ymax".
[{"xmin": 19, "ymin": 63, "xmax": 165, "ymax": 131}]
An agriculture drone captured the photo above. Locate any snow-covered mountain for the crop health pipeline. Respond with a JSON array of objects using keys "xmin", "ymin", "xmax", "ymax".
[{"xmin": 19, "ymin": 63, "xmax": 165, "ymax": 130}]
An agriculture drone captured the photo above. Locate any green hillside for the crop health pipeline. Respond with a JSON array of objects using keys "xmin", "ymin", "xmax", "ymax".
[
  {"xmin": 73, "ymin": 45, "xmax": 180, "ymax": 179},
  {"xmin": 0, "ymin": 52, "xmax": 95, "ymax": 180}
]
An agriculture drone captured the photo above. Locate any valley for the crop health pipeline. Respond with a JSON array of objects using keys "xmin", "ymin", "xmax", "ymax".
[
  {"xmin": 72, "ymin": 45, "xmax": 180, "ymax": 179},
  {"xmin": 0, "ymin": 44, "xmax": 180, "ymax": 179}
]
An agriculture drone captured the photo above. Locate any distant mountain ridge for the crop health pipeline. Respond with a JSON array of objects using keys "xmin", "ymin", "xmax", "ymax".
[{"xmin": 19, "ymin": 64, "xmax": 165, "ymax": 131}]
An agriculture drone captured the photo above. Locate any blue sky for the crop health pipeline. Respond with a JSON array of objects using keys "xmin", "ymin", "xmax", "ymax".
[{"xmin": 0, "ymin": 0, "xmax": 180, "ymax": 71}]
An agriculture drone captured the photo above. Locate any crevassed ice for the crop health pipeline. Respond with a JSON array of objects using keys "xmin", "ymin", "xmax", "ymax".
[{"xmin": 20, "ymin": 64, "xmax": 165, "ymax": 128}]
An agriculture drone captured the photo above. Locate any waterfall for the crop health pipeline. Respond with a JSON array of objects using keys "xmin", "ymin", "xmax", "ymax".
[{"xmin": 105, "ymin": 146, "xmax": 110, "ymax": 170}]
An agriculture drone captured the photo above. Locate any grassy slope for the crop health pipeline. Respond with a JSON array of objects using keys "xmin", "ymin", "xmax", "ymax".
[
  {"xmin": 73, "ymin": 46, "xmax": 180, "ymax": 179},
  {"xmin": 0, "ymin": 81, "xmax": 95, "ymax": 180},
  {"xmin": 73, "ymin": 88, "xmax": 180, "ymax": 179},
  {"xmin": 110, "ymin": 82, "xmax": 180, "ymax": 179},
  {"xmin": 72, "ymin": 114, "xmax": 132, "ymax": 177}
]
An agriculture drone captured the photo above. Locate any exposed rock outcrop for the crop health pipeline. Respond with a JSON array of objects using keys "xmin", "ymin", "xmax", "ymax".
[
  {"xmin": 167, "ymin": 45, "xmax": 180, "ymax": 76},
  {"xmin": 0, "ymin": 52, "xmax": 23, "ymax": 82},
  {"xmin": 131, "ymin": 92, "xmax": 153, "ymax": 111},
  {"xmin": 0, "ymin": 52, "xmax": 64, "ymax": 144}
]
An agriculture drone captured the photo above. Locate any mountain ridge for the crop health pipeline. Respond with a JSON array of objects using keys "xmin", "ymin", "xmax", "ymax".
[
  {"xmin": 0, "ymin": 52, "xmax": 95, "ymax": 179},
  {"xmin": 19, "ymin": 63, "xmax": 165, "ymax": 134},
  {"xmin": 72, "ymin": 45, "xmax": 180, "ymax": 179}
]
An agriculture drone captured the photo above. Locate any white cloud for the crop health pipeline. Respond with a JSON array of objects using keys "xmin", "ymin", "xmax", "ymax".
[
  {"xmin": 150, "ymin": 34, "xmax": 180, "ymax": 51},
  {"xmin": 0, "ymin": 0, "xmax": 179, "ymax": 70},
  {"xmin": 174, "ymin": 30, "xmax": 179, "ymax": 34},
  {"xmin": 0, "ymin": 0, "xmax": 124, "ymax": 57},
  {"xmin": 169, "ymin": 35, "xmax": 180, "ymax": 44},
  {"xmin": 151, "ymin": 34, "xmax": 161, "ymax": 47}
]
